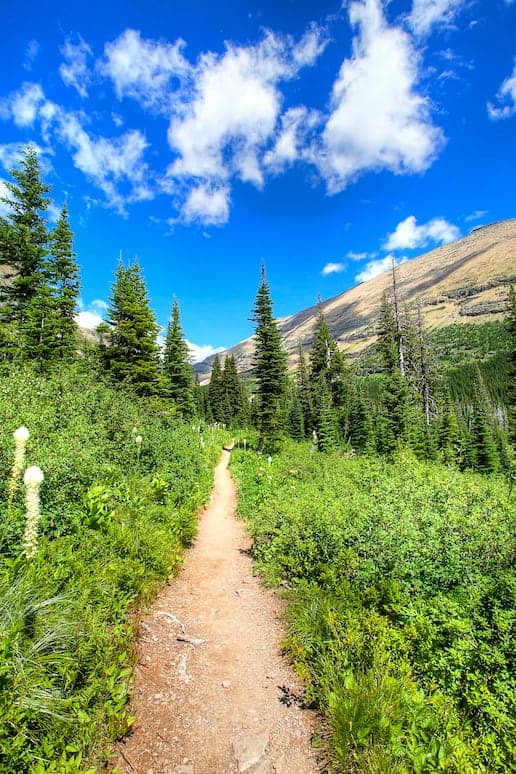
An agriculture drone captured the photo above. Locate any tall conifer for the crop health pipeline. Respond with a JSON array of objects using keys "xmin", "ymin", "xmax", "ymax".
[
  {"xmin": 251, "ymin": 266, "xmax": 288, "ymax": 452},
  {"xmin": 103, "ymin": 260, "xmax": 161, "ymax": 395},
  {"xmin": 163, "ymin": 299, "xmax": 196, "ymax": 418}
]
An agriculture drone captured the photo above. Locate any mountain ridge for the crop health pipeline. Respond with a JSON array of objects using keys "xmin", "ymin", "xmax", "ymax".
[{"xmin": 195, "ymin": 218, "xmax": 516, "ymax": 383}]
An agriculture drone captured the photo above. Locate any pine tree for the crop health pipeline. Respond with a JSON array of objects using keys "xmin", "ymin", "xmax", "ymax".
[
  {"xmin": 251, "ymin": 266, "xmax": 288, "ymax": 452},
  {"xmin": 207, "ymin": 354, "xmax": 226, "ymax": 423},
  {"xmin": 377, "ymin": 293, "xmax": 398, "ymax": 374},
  {"xmin": 103, "ymin": 260, "xmax": 161, "ymax": 396},
  {"xmin": 163, "ymin": 299, "xmax": 196, "ymax": 418},
  {"xmin": 438, "ymin": 390, "xmax": 461, "ymax": 465},
  {"xmin": 310, "ymin": 304, "xmax": 337, "ymax": 385},
  {"xmin": 296, "ymin": 343, "xmax": 313, "ymax": 437},
  {"xmin": 314, "ymin": 373, "xmax": 339, "ymax": 451},
  {"xmin": 348, "ymin": 389, "xmax": 375, "ymax": 454},
  {"xmin": 468, "ymin": 371, "xmax": 499, "ymax": 473},
  {"xmin": 0, "ymin": 147, "xmax": 50, "ymax": 326},
  {"xmin": 222, "ymin": 354, "xmax": 247, "ymax": 427},
  {"xmin": 46, "ymin": 203, "xmax": 80, "ymax": 361},
  {"xmin": 288, "ymin": 388, "xmax": 305, "ymax": 441},
  {"xmin": 309, "ymin": 304, "xmax": 353, "ymax": 436}
]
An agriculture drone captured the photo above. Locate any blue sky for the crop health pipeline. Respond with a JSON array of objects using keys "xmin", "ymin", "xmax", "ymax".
[{"xmin": 1, "ymin": 0, "xmax": 515, "ymax": 360}]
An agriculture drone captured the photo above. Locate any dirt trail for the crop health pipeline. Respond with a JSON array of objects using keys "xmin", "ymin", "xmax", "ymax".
[{"xmin": 111, "ymin": 450, "xmax": 320, "ymax": 774}]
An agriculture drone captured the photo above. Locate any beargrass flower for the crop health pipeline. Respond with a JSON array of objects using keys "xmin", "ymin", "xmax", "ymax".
[
  {"xmin": 22, "ymin": 465, "xmax": 44, "ymax": 559},
  {"xmin": 8, "ymin": 425, "xmax": 30, "ymax": 506}
]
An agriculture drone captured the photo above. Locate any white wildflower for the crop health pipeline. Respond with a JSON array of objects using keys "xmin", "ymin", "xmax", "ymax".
[
  {"xmin": 8, "ymin": 425, "xmax": 30, "ymax": 505},
  {"xmin": 23, "ymin": 465, "xmax": 44, "ymax": 559}
]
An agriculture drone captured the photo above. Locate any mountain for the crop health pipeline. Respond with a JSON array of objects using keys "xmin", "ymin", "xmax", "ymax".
[{"xmin": 196, "ymin": 218, "xmax": 516, "ymax": 383}]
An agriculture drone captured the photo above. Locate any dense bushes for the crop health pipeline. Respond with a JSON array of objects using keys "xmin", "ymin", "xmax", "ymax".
[
  {"xmin": 0, "ymin": 363, "xmax": 226, "ymax": 772},
  {"xmin": 231, "ymin": 444, "xmax": 515, "ymax": 772}
]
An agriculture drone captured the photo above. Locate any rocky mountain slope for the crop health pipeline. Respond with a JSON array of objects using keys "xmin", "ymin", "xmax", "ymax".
[{"xmin": 196, "ymin": 218, "xmax": 516, "ymax": 382}]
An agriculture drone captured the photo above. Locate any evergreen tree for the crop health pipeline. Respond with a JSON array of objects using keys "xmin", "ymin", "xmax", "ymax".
[
  {"xmin": 377, "ymin": 293, "xmax": 398, "ymax": 374},
  {"xmin": 222, "ymin": 354, "xmax": 247, "ymax": 427},
  {"xmin": 296, "ymin": 343, "xmax": 313, "ymax": 437},
  {"xmin": 46, "ymin": 203, "xmax": 80, "ymax": 361},
  {"xmin": 288, "ymin": 389, "xmax": 305, "ymax": 441},
  {"xmin": 438, "ymin": 390, "xmax": 461, "ymax": 465},
  {"xmin": 207, "ymin": 354, "xmax": 226, "ymax": 423},
  {"xmin": 348, "ymin": 389, "xmax": 375, "ymax": 454},
  {"xmin": 314, "ymin": 373, "xmax": 339, "ymax": 451},
  {"xmin": 468, "ymin": 371, "xmax": 499, "ymax": 472},
  {"xmin": 310, "ymin": 304, "xmax": 337, "ymax": 385},
  {"xmin": 163, "ymin": 299, "xmax": 196, "ymax": 418},
  {"xmin": 103, "ymin": 260, "xmax": 161, "ymax": 396},
  {"xmin": 250, "ymin": 266, "xmax": 288, "ymax": 452},
  {"xmin": 309, "ymin": 304, "xmax": 354, "ymax": 436},
  {"xmin": 378, "ymin": 369, "xmax": 409, "ymax": 454},
  {"xmin": 0, "ymin": 147, "xmax": 50, "ymax": 327}
]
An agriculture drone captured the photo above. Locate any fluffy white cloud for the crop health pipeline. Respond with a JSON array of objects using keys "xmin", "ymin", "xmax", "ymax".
[
  {"xmin": 60, "ymin": 37, "xmax": 93, "ymax": 98},
  {"xmin": 314, "ymin": 0, "xmax": 442, "ymax": 193},
  {"xmin": 488, "ymin": 61, "xmax": 516, "ymax": 120},
  {"xmin": 384, "ymin": 214, "xmax": 460, "ymax": 251},
  {"xmin": 57, "ymin": 112, "xmax": 153, "ymax": 213},
  {"xmin": 75, "ymin": 299, "xmax": 108, "ymax": 330},
  {"xmin": 99, "ymin": 29, "xmax": 191, "ymax": 111},
  {"xmin": 321, "ymin": 261, "xmax": 345, "ymax": 276},
  {"xmin": 356, "ymin": 254, "xmax": 408, "ymax": 282},
  {"xmin": 0, "ymin": 82, "xmax": 45, "ymax": 127},
  {"xmin": 166, "ymin": 26, "xmax": 327, "ymax": 222},
  {"xmin": 186, "ymin": 340, "xmax": 225, "ymax": 363},
  {"xmin": 263, "ymin": 106, "xmax": 319, "ymax": 173},
  {"xmin": 180, "ymin": 183, "xmax": 230, "ymax": 225},
  {"xmin": 408, "ymin": 0, "xmax": 466, "ymax": 38}
]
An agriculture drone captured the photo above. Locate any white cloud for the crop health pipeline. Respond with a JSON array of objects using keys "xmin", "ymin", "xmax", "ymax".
[
  {"xmin": 0, "ymin": 82, "xmax": 45, "ymax": 127},
  {"xmin": 47, "ymin": 202, "xmax": 62, "ymax": 224},
  {"xmin": 166, "ymin": 26, "xmax": 327, "ymax": 221},
  {"xmin": 60, "ymin": 37, "xmax": 93, "ymax": 98},
  {"xmin": 465, "ymin": 209, "xmax": 488, "ymax": 222},
  {"xmin": 384, "ymin": 214, "xmax": 460, "ymax": 251},
  {"xmin": 356, "ymin": 254, "xmax": 408, "ymax": 282},
  {"xmin": 347, "ymin": 250, "xmax": 376, "ymax": 261},
  {"xmin": 488, "ymin": 61, "xmax": 516, "ymax": 120},
  {"xmin": 180, "ymin": 183, "xmax": 230, "ymax": 226},
  {"xmin": 408, "ymin": 0, "xmax": 466, "ymax": 38},
  {"xmin": 75, "ymin": 299, "xmax": 108, "ymax": 330},
  {"xmin": 321, "ymin": 261, "xmax": 345, "ymax": 276},
  {"xmin": 99, "ymin": 28, "xmax": 191, "ymax": 112},
  {"xmin": 263, "ymin": 106, "xmax": 319, "ymax": 173},
  {"xmin": 0, "ymin": 179, "xmax": 12, "ymax": 217},
  {"xmin": 314, "ymin": 0, "xmax": 443, "ymax": 193},
  {"xmin": 186, "ymin": 340, "xmax": 225, "ymax": 363},
  {"xmin": 0, "ymin": 142, "xmax": 29, "ymax": 171},
  {"xmin": 23, "ymin": 40, "xmax": 40, "ymax": 71},
  {"xmin": 57, "ymin": 112, "xmax": 153, "ymax": 213}
]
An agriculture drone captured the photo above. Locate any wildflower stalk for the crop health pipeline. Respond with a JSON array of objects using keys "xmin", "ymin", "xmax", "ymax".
[
  {"xmin": 23, "ymin": 466, "xmax": 44, "ymax": 559},
  {"xmin": 7, "ymin": 426, "xmax": 30, "ymax": 509},
  {"xmin": 135, "ymin": 434, "xmax": 142, "ymax": 465}
]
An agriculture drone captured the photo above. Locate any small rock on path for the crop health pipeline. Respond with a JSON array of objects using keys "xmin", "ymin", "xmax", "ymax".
[{"xmin": 111, "ymin": 450, "xmax": 320, "ymax": 774}]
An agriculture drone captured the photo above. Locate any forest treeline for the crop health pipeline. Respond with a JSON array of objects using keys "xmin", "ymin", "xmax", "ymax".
[{"xmin": 1, "ymin": 147, "xmax": 514, "ymax": 474}]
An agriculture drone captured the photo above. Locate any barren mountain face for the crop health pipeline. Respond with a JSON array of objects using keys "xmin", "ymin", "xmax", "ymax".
[{"xmin": 196, "ymin": 219, "xmax": 516, "ymax": 382}]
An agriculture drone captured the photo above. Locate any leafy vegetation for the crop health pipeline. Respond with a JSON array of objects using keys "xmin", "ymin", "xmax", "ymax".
[
  {"xmin": 0, "ymin": 363, "xmax": 227, "ymax": 771},
  {"xmin": 231, "ymin": 444, "xmax": 515, "ymax": 773}
]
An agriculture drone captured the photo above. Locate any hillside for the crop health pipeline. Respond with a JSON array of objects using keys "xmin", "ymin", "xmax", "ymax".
[{"xmin": 196, "ymin": 218, "xmax": 516, "ymax": 382}]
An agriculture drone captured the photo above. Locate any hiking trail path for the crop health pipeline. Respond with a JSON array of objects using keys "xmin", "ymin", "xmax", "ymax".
[{"xmin": 111, "ymin": 449, "xmax": 320, "ymax": 774}]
